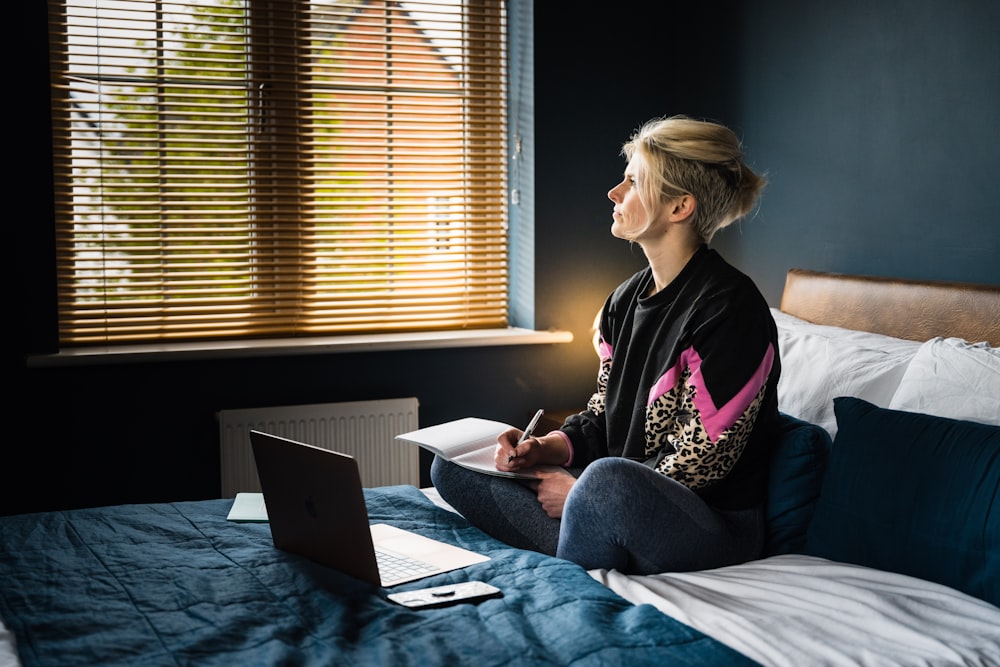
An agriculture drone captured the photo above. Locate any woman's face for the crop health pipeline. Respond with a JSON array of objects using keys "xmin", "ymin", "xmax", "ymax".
[{"xmin": 608, "ymin": 155, "xmax": 654, "ymax": 240}]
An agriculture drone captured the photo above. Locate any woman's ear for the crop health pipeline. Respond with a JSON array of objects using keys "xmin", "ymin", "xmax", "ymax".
[{"xmin": 668, "ymin": 194, "xmax": 696, "ymax": 222}]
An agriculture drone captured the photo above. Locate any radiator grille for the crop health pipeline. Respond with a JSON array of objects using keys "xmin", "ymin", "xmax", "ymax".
[{"xmin": 218, "ymin": 398, "xmax": 419, "ymax": 498}]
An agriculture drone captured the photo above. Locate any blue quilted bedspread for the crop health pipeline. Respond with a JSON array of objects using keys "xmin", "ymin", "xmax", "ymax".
[{"xmin": 0, "ymin": 485, "xmax": 755, "ymax": 666}]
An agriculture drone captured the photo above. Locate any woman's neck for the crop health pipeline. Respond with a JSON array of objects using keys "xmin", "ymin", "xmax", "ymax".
[{"xmin": 641, "ymin": 236, "xmax": 703, "ymax": 296}]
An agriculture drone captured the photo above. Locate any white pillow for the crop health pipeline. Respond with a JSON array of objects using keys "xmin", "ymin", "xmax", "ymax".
[
  {"xmin": 771, "ymin": 309, "xmax": 921, "ymax": 438},
  {"xmin": 888, "ymin": 337, "xmax": 1000, "ymax": 426}
]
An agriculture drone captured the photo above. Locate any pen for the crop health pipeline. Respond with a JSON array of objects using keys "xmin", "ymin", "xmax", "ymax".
[{"xmin": 508, "ymin": 409, "xmax": 544, "ymax": 463}]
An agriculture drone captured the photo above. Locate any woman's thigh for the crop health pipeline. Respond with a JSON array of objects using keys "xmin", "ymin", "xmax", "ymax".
[{"xmin": 557, "ymin": 457, "xmax": 763, "ymax": 573}]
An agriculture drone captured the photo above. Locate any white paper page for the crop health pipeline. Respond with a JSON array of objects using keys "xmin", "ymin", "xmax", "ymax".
[
  {"xmin": 226, "ymin": 492, "xmax": 269, "ymax": 522},
  {"xmin": 396, "ymin": 417, "xmax": 511, "ymax": 458},
  {"xmin": 451, "ymin": 448, "xmax": 564, "ymax": 479},
  {"xmin": 397, "ymin": 417, "xmax": 564, "ymax": 479}
]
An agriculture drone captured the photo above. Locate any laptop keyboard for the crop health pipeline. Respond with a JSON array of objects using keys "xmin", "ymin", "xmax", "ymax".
[{"xmin": 376, "ymin": 548, "xmax": 439, "ymax": 582}]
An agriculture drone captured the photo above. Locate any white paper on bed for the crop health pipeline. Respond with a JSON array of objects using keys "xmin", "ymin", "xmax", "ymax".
[
  {"xmin": 770, "ymin": 309, "xmax": 920, "ymax": 438},
  {"xmin": 592, "ymin": 554, "xmax": 1000, "ymax": 667}
]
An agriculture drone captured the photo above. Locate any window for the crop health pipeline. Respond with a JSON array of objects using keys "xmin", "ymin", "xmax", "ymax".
[{"xmin": 48, "ymin": 0, "xmax": 508, "ymax": 346}]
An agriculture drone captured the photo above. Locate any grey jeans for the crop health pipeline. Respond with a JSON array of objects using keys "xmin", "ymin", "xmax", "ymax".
[{"xmin": 430, "ymin": 455, "xmax": 764, "ymax": 574}]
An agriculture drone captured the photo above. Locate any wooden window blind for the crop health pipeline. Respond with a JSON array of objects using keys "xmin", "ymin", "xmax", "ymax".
[{"xmin": 47, "ymin": 0, "xmax": 508, "ymax": 346}]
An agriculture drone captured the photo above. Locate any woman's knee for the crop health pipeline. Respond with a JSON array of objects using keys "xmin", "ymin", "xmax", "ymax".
[
  {"xmin": 430, "ymin": 455, "xmax": 461, "ymax": 488},
  {"xmin": 565, "ymin": 457, "xmax": 638, "ymax": 516},
  {"xmin": 574, "ymin": 457, "xmax": 644, "ymax": 493},
  {"xmin": 430, "ymin": 456, "xmax": 466, "ymax": 500},
  {"xmin": 429, "ymin": 454, "xmax": 445, "ymax": 484}
]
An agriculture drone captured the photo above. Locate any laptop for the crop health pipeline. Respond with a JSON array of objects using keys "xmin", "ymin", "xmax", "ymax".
[{"xmin": 248, "ymin": 429, "xmax": 489, "ymax": 587}]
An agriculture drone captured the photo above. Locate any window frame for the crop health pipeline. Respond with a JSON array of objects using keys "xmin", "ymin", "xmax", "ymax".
[
  {"xmin": 29, "ymin": 0, "xmax": 562, "ymax": 366},
  {"xmin": 45, "ymin": 2, "xmax": 533, "ymax": 351}
]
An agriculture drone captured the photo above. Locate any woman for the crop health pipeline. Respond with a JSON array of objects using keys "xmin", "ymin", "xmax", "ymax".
[{"xmin": 432, "ymin": 115, "xmax": 779, "ymax": 574}]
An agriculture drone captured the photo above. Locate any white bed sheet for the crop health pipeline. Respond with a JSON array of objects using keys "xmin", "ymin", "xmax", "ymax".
[
  {"xmin": 8, "ymin": 483, "xmax": 995, "ymax": 667},
  {"xmin": 0, "ymin": 618, "xmax": 18, "ymax": 667},
  {"xmin": 420, "ymin": 488, "xmax": 1000, "ymax": 665},
  {"xmin": 592, "ymin": 554, "xmax": 1000, "ymax": 667}
]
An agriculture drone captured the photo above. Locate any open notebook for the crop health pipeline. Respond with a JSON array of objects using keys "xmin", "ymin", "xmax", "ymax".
[{"xmin": 249, "ymin": 429, "xmax": 489, "ymax": 586}]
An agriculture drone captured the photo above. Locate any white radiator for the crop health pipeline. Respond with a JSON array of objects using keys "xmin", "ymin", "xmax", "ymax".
[{"xmin": 218, "ymin": 397, "xmax": 420, "ymax": 498}]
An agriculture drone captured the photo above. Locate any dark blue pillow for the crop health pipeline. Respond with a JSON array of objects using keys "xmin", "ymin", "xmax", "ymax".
[
  {"xmin": 805, "ymin": 396, "xmax": 1000, "ymax": 607},
  {"xmin": 764, "ymin": 413, "xmax": 832, "ymax": 556}
]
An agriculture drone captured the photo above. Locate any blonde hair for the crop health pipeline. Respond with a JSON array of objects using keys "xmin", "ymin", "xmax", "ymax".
[{"xmin": 622, "ymin": 115, "xmax": 766, "ymax": 242}]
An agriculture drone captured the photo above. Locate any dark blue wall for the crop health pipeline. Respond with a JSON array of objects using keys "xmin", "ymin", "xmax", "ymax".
[
  {"xmin": 713, "ymin": 0, "xmax": 1000, "ymax": 302},
  {"xmin": 9, "ymin": 1, "xmax": 998, "ymax": 515}
]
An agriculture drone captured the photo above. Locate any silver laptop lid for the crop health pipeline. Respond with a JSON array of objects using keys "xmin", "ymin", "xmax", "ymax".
[{"xmin": 249, "ymin": 430, "xmax": 381, "ymax": 586}]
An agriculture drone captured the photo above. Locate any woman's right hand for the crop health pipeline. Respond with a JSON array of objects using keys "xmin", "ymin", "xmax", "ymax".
[
  {"xmin": 495, "ymin": 427, "xmax": 534, "ymax": 471},
  {"xmin": 495, "ymin": 430, "xmax": 568, "ymax": 472}
]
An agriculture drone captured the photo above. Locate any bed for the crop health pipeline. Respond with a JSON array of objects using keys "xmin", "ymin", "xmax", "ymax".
[
  {"xmin": 0, "ymin": 487, "xmax": 750, "ymax": 666},
  {"xmin": 2, "ymin": 269, "xmax": 999, "ymax": 666}
]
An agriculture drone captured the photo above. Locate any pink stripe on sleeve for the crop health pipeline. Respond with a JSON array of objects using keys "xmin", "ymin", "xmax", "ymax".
[
  {"xmin": 647, "ymin": 362, "xmax": 683, "ymax": 403},
  {"xmin": 687, "ymin": 343, "xmax": 775, "ymax": 442},
  {"xmin": 646, "ymin": 343, "xmax": 775, "ymax": 443},
  {"xmin": 548, "ymin": 430, "xmax": 575, "ymax": 467}
]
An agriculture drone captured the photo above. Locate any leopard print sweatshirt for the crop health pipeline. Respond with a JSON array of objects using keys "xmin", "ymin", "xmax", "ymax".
[{"xmin": 558, "ymin": 245, "xmax": 781, "ymax": 511}]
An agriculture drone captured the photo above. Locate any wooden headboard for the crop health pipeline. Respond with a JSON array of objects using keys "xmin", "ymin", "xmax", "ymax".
[{"xmin": 779, "ymin": 269, "xmax": 1000, "ymax": 347}]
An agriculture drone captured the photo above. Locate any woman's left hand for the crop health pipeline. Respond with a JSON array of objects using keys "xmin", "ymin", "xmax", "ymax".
[{"xmin": 532, "ymin": 469, "xmax": 576, "ymax": 518}]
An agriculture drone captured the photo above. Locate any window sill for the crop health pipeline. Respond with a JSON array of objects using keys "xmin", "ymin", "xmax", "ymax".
[{"xmin": 26, "ymin": 328, "xmax": 575, "ymax": 367}]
